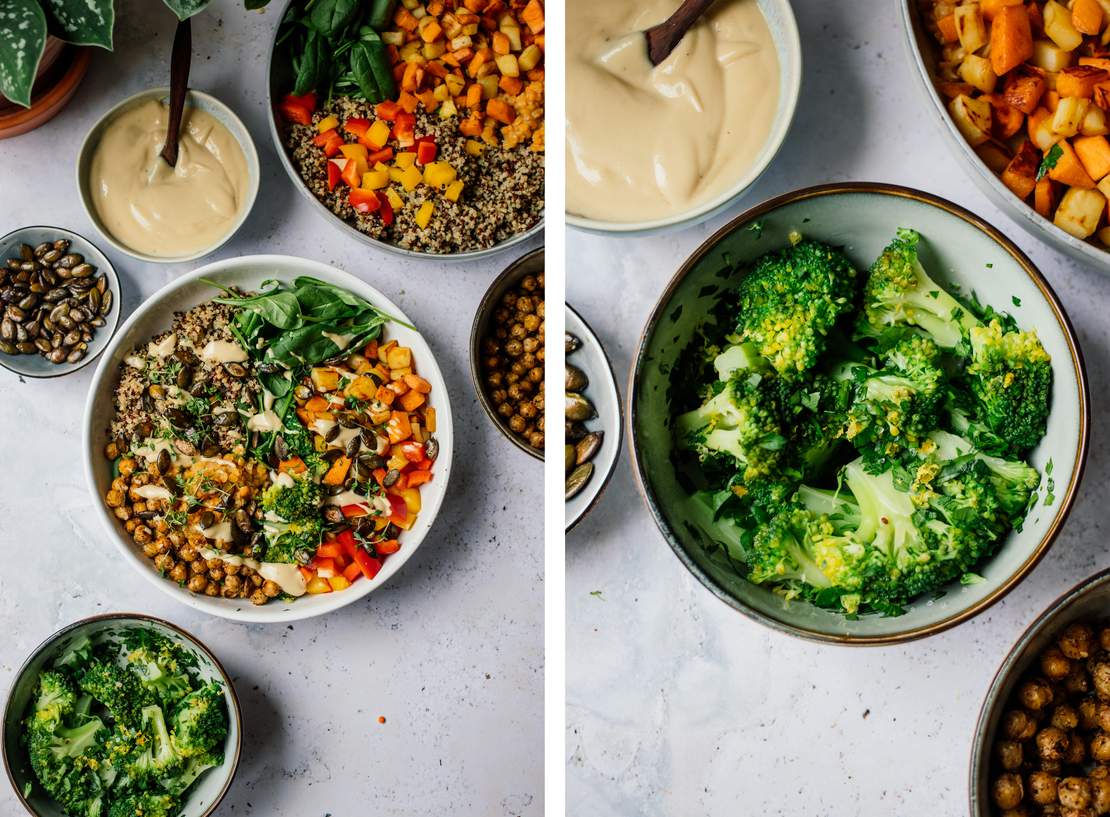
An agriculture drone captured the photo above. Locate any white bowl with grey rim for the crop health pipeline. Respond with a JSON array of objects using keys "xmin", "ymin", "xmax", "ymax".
[
  {"xmin": 82, "ymin": 254, "xmax": 454, "ymax": 624},
  {"xmin": 0, "ymin": 226, "xmax": 121, "ymax": 380},
  {"xmin": 565, "ymin": 0, "xmax": 802, "ymax": 237},
  {"xmin": 566, "ymin": 304, "xmax": 623, "ymax": 532},
  {"xmin": 75, "ymin": 87, "xmax": 260, "ymax": 265},
  {"xmin": 264, "ymin": 0, "xmax": 543, "ymax": 262}
]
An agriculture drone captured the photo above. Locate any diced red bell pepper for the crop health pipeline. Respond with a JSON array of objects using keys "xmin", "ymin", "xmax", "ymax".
[
  {"xmin": 316, "ymin": 542, "xmax": 343, "ymax": 559},
  {"xmin": 399, "ymin": 441, "xmax": 425, "ymax": 462},
  {"xmin": 335, "ymin": 529, "xmax": 357, "ymax": 558},
  {"xmin": 373, "ymin": 467, "xmax": 387, "ymax": 488},
  {"xmin": 416, "ymin": 457, "xmax": 434, "ymax": 471},
  {"xmin": 321, "ymin": 132, "xmax": 345, "ymax": 158},
  {"xmin": 407, "ymin": 469, "xmax": 432, "ymax": 487},
  {"xmin": 286, "ymin": 92, "xmax": 316, "ymax": 112},
  {"xmin": 327, "ymin": 161, "xmax": 343, "ymax": 192},
  {"xmin": 377, "ymin": 539, "xmax": 401, "ymax": 555},
  {"xmin": 375, "ymin": 100, "xmax": 402, "ymax": 121},
  {"xmin": 367, "ymin": 147, "xmax": 394, "ymax": 164},
  {"xmin": 341, "ymin": 502, "xmax": 370, "ymax": 518},
  {"xmin": 278, "ymin": 99, "xmax": 312, "ymax": 125},
  {"xmin": 344, "ymin": 117, "xmax": 371, "ymax": 138},
  {"xmin": 387, "ymin": 493, "xmax": 408, "ymax": 525},
  {"xmin": 342, "ymin": 561, "xmax": 363, "ymax": 582},
  {"xmin": 349, "ymin": 188, "xmax": 381, "ymax": 214},
  {"xmin": 313, "ymin": 557, "xmax": 337, "ymax": 578},
  {"xmin": 415, "ymin": 140, "xmax": 438, "ymax": 165},
  {"xmin": 352, "ymin": 548, "xmax": 383, "ymax": 580},
  {"xmin": 298, "ymin": 566, "xmax": 315, "ymax": 582},
  {"xmin": 393, "ymin": 112, "xmax": 416, "ymax": 147},
  {"xmin": 340, "ymin": 158, "xmax": 361, "ymax": 188},
  {"xmin": 313, "ymin": 128, "xmax": 338, "ymax": 146},
  {"xmin": 377, "ymin": 192, "xmax": 394, "ymax": 226}
]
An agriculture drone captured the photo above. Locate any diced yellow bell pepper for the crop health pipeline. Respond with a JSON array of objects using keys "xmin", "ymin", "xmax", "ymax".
[
  {"xmin": 373, "ymin": 161, "xmax": 390, "ymax": 173},
  {"xmin": 444, "ymin": 179, "xmax": 464, "ymax": 202},
  {"xmin": 423, "ymin": 161, "xmax": 457, "ymax": 189},
  {"xmin": 386, "ymin": 187, "xmax": 404, "ymax": 210},
  {"xmin": 399, "ymin": 165, "xmax": 424, "ymax": 192},
  {"xmin": 328, "ymin": 575, "xmax": 351, "ymax": 591},
  {"xmin": 415, "ymin": 200, "xmax": 435, "ymax": 229},
  {"xmin": 306, "ymin": 576, "xmax": 332, "ymax": 594},
  {"xmin": 316, "ymin": 115, "xmax": 340, "ymax": 133},
  {"xmin": 365, "ymin": 120, "xmax": 392, "ymax": 150},
  {"xmin": 389, "ymin": 167, "xmax": 406, "ymax": 183},
  {"xmin": 395, "ymin": 151, "xmax": 416, "ymax": 168},
  {"xmin": 339, "ymin": 143, "xmax": 368, "ymax": 161},
  {"xmin": 361, "ymin": 170, "xmax": 390, "ymax": 190},
  {"xmin": 400, "ymin": 487, "xmax": 421, "ymax": 515},
  {"xmin": 465, "ymin": 139, "xmax": 485, "ymax": 156}
]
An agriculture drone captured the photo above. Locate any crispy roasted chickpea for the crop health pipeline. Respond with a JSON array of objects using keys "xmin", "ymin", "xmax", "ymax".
[
  {"xmin": 1066, "ymin": 730, "xmax": 1088, "ymax": 764},
  {"xmin": 1080, "ymin": 699, "xmax": 1101, "ymax": 730},
  {"xmin": 1043, "ymin": 648, "xmax": 1074, "ymax": 681},
  {"xmin": 1061, "ymin": 624, "xmax": 1095, "ymax": 660},
  {"xmin": 169, "ymin": 563, "xmax": 187, "ymax": 583},
  {"xmin": 1099, "ymin": 628, "xmax": 1110, "ymax": 653},
  {"xmin": 1060, "ymin": 777, "xmax": 1094, "ymax": 810},
  {"xmin": 1067, "ymin": 666, "xmax": 1092, "ymax": 696},
  {"xmin": 1093, "ymin": 662, "xmax": 1110, "ymax": 701},
  {"xmin": 993, "ymin": 773, "xmax": 1025, "ymax": 809},
  {"xmin": 1054, "ymin": 704, "xmax": 1081, "ymax": 731},
  {"xmin": 1090, "ymin": 774, "xmax": 1110, "ymax": 815},
  {"xmin": 263, "ymin": 580, "xmax": 281, "ymax": 598},
  {"xmin": 1031, "ymin": 772, "xmax": 1060, "ymax": 805},
  {"xmin": 1021, "ymin": 678, "xmax": 1056, "ymax": 712},
  {"xmin": 997, "ymin": 740, "xmax": 1024, "ymax": 770},
  {"xmin": 204, "ymin": 583, "xmax": 219, "ymax": 597},
  {"xmin": 187, "ymin": 575, "xmax": 207, "ymax": 593},
  {"xmin": 250, "ymin": 589, "xmax": 268, "ymax": 605},
  {"xmin": 1093, "ymin": 732, "xmax": 1110, "ymax": 763},
  {"xmin": 1038, "ymin": 727, "xmax": 1070, "ymax": 762},
  {"xmin": 153, "ymin": 553, "xmax": 175, "ymax": 573}
]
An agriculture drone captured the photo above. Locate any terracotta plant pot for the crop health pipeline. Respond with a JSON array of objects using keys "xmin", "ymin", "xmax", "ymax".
[{"xmin": 0, "ymin": 42, "xmax": 91, "ymax": 139}]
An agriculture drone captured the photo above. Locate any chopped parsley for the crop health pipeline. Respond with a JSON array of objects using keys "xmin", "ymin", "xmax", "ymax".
[{"xmin": 1036, "ymin": 144, "xmax": 1063, "ymax": 181}]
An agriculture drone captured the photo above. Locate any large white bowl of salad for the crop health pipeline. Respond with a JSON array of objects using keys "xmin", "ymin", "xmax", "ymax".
[{"xmin": 82, "ymin": 255, "xmax": 453, "ymax": 622}]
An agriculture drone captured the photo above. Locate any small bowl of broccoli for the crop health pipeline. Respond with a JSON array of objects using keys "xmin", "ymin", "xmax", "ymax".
[
  {"xmin": 629, "ymin": 182, "xmax": 1090, "ymax": 644},
  {"xmin": 2, "ymin": 614, "xmax": 241, "ymax": 817}
]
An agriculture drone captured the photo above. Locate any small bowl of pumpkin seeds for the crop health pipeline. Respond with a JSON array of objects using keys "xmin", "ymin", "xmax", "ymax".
[
  {"xmin": 0, "ymin": 226, "xmax": 121, "ymax": 380},
  {"xmin": 565, "ymin": 303, "xmax": 622, "ymax": 532}
]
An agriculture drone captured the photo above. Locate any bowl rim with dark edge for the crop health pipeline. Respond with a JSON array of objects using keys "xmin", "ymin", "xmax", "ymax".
[
  {"xmin": 1, "ymin": 612, "xmax": 242, "ymax": 817},
  {"xmin": 469, "ymin": 246, "xmax": 544, "ymax": 460},
  {"xmin": 628, "ymin": 181, "xmax": 1091, "ymax": 645},
  {"xmin": 0, "ymin": 225, "xmax": 121, "ymax": 380}
]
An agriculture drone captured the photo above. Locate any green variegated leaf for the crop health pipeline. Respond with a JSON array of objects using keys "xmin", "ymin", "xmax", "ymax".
[
  {"xmin": 162, "ymin": 0, "xmax": 212, "ymax": 21},
  {"xmin": 43, "ymin": 0, "xmax": 114, "ymax": 48},
  {"xmin": 0, "ymin": 0, "xmax": 47, "ymax": 107}
]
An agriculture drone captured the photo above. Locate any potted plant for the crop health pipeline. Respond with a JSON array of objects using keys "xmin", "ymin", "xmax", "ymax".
[{"xmin": 0, "ymin": 0, "xmax": 262, "ymax": 137}]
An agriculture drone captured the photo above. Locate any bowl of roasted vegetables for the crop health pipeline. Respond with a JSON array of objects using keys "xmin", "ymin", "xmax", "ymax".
[
  {"xmin": 2, "ymin": 614, "xmax": 240, "ymax": 817},
  {"xmin": 82, "ymin": 255, "xmax": 453, "ymax": 623},
  {"xmin": 629, "ymin": 182, "xmax": 1088, "ymax": 644},
  {"xmin": 266, "ymin": 0, "xmax": 545, "ymax": 260},
  {"xmin": 904, "ymin": 0, "xmax": 1110, "ymax": 268},
  {"xmin": 970, "ymin": 568, "xmax": 1110, "ymax": 816}
]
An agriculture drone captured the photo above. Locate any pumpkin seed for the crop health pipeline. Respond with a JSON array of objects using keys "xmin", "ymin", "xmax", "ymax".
[
  {"xmin": 565, "ymin": 332, "xmax": 581, "ymax": 354},
  {"xmin": 565, "ymin": 463, "xmax": 594, "ymax": 500},
  {"xmin": 383, "ymin": 468, "xmax": 401, "ymax": 487},
  {"xmin": 566, "ymin": 364, "xmax": 588, "ymax": 392},
  {"xmin": 424, "ymin": 436, "xmax": 439, "ymax": 460},
  {"xmin": 57, "ymin": 253, "xmax": 82, "ymax": 269},
  {"xmin": 564, "ymin": 444, "xmax": 576, "ymax": 473},
  {"xmin": 18, "ymin": 244, "xmax": 33, "ymax": 261},
  {"xmin": 565, "ymin": 392, "xmax": 596, "ymax": 422},
  {"xmin": 575, "ymin": 431, "xmax": 603, "ymax": 466}
]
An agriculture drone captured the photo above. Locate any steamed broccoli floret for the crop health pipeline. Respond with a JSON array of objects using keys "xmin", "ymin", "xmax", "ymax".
[
  {"xmin": 261, "ymin": 473, "xmax": 322, "ymax": 523},
  {"xmin": 107, "ymin": 792, "xmax": 179, "ymax": 817},
  {"xmin": 31, "ymin": 671, "xmax": 78, "ymax": 729},
  {"xmin": 78, "ymin": 661, "xmax": 148, "ymax": 729},
  {"xmin": 676, "ymin": 372, "xmax": 786, "ymax": 483},
  {"xmin": 261, "ymin": 472, "xmax": 324, "ymax": 562},
  {"xmin": 926, "ymin": 430, "xmax": 1041, "ymax": 519},
  {"xmin": 736, "ymin": 239, "xmax": 859, "ymax": 378},
  {"xmin": 164, "ymin": 751, "xmax": 222, "ymax": 798},
  {"xmin": 967, "ymin": 319, "xmax": 1052, "ymax": 456},
  {"xmin": 126, "ymin": 639, "xmax": 192, "ymax": 710},
  {"xmin": 170, "ymin": 682, "xmax": 228, "ymax": 757},
  {"xmin": 858, "ymin": 228, "xmax": 979, "ymax": 349},
  {"xmin": 262, "ymin": 516, "xmax": 324, "ymax": 563}
]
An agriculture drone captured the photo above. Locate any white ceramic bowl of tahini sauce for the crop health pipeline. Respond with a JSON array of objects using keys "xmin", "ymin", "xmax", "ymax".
[
  {"xmin": 77, "ymin": 88, "xmax": 260, "ymax": 264},
  {"xmin": 565, "ymin": 0, "xmax": 800, "ymax": 235},
  {"xmin": 82, "ymin": 255, "xmax": 455, "ymax": 624}
]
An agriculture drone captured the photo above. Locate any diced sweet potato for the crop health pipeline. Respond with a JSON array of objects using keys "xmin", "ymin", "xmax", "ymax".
[
  {"xmin": 991, "ymin": 6, "xmax": 1035, "ymax": 76},
  {"xmin": 1004, "ymin": 69, "xmax": 1046, "ymax": 114},
  {"xmin": 1028, "ymin": 107, "xmax": 1057, "ymax": 149},
  {"xmin": 937, "ymin": 13, "xmax": 958, "ymax": 42},
  {"xmin": 938, "ymin": 81, "xmax": 975, "ymax": 99},
  {"xmin": 1001, "ymin": 140, "xmax": 1041, "ymax": 199},
  {"xmin": 988, "ymin": 95, "xmax": 1025, "ymax": 138},
  {"xmin": 1049, "ymin": 139, "xmax": 1097, "ymax": 187},
  {"xmin": 1058, "ymin": 65, "xmax": 1110, "ymax": 98},
  {"xmin": 1035, "ymin": 177, "xmax": 1058, "ymax": 217},
  {"xmin": 982, "ymin": 0, "xmax": 1024, "ymax": 18},
  {"xmin": 1074, "ymin": 134, "xmax": 1110, "ymax": 180},
  {"xmin": 978, "ymin": 141, "xmax": 1014, "ymax": 173},
  {"xmin": 1073, "ymin": 0, "xmax": 1104, "ymax": 35}
]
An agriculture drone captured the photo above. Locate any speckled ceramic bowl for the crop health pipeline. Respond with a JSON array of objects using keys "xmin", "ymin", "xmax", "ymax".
[
  {"xmin": 565, "ymin": 303, "xmax": 622, "ymax": 532},
  {"xmin": 901, "ymin": 0, "xmax": 1110, "ymax": 271},
  {"xmin": 970, "ymin": 569, "xmax": 1110, "ymax": 814},
  {"xmin": 76, "ymin": 87, "xmax": 260, "ymax": 264},
  {"xmin": 83, "ymin": 255, "xmax": 454, "ymax": 623},
  {"xmin": 630, "ymin": 182, "xmax": 1089, "ymax": 644},
  {"xmin": 470, "ymin": 247, "xmax": 544, "ymax": 460},
  {"xmin": 0, "ymin": 226, "xmax": 121, "ymax": 380},
  {"xmin": 2, "ymin": 613, "xmax": 241, "ymax": 817}
]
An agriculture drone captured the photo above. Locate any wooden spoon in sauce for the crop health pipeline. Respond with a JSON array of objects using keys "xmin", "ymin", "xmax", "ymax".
[
  {"xmin": 160, "ymin": 18, "xmax": 192, "ymax": 168},
  {"xmin": 645, "ymin": 0, "xmax": 716, "ymax": 66}
]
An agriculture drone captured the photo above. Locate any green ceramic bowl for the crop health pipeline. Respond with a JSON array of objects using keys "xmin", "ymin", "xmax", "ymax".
[
  {"xmin": 2, "ymin": 614, "xmax": 241, "ymax": 816},
  {"xmin": 629, "ymin": 182, "xmax": 1090, "ymax": 645}
]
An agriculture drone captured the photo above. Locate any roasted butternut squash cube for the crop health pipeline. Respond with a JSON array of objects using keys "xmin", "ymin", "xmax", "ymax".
[{"xmin": 310, "ymin": 367, "xmax": 340, "ymax": 392}]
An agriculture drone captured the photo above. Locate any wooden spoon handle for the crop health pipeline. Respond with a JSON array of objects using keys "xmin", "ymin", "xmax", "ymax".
[
  {"xmin": 645, "ymin": 0, "xmax": 717, "ymax": 66},
  {"xmin": 160, "ymin": 18, "xmax": 192, "ymax": 168}
]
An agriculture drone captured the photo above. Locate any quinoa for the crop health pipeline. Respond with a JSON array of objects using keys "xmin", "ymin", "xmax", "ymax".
[
  {"xmin": 284, "ymin": 98, "xmax": 543, "ymax": 254},
  {"xmin": 108, "ymin": 300, "xmax": 259, "ymax": 454}
]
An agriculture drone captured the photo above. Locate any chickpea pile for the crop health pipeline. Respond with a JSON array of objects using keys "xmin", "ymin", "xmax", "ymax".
[
  {"xmin": 104, "ymin": 450, "xmax": 283, "ymax": 606},
  {"xmin": 480, "ymin": 272, "xmax": 545, "ymax": 451},
  {"xmin": 991, "ymin": 621, "xmax": 1110, "ymax": 816}
]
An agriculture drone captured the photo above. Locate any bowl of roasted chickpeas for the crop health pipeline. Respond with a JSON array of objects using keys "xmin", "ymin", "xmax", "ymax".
[
  {"xmin": 470, "ymin": 247, "xmax": 545, "ymax": 460},
  {"xmin": 973, "ymin": 568, "xmax": 1110, "ymax": 816}
]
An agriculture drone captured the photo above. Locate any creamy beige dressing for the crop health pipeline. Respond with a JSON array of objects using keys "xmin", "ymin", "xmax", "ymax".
[
  {"xmin": 89, "ymin": 99, "xmax": 249, "ymax": 257},
  {"xmin": 566, "ymin": 0, "xmax": 779, "ymax": 222},
  {"xmin": 199, "ymin": 339, "xmax": 247, "ymax": 364},
  {"xmin": 199, "ymin": 547, "xmax": 307, "ymax": 597},
  {"xmin": 147, "ymin": 333, "xmax": 177, "ymax": 359},
  {"xmin": 132, "ymin": 484, "xmax": 173, "ymax": 501},
  {"xmin": 246, "ymin": 409, "xmax": 283, "ymax": 432}
]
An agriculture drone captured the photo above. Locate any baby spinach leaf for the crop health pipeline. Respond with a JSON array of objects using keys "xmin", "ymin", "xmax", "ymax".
[
  {"xmin": 308, "ymin": 0, "xmax": 359, "ymax": 36},
  {"xmin": 348, "ymin": 40, "xmax": 382, "ymax": 103}
]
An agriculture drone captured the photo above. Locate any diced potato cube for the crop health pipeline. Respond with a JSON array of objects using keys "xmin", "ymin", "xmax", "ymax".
[
  {"xmin": 1054, "ymin": 186, "xmax": 1106, "ymax": 237},
  {"xmin": 1082, "ymin": 104, "xmax": 1110, "ymax": 135},
  {"xmin": 387, "ymin": 346, "xmax": 413, "ymax": 369},
  {"xmin": 955, "ymin": 4, "xmax": 987, "ymax": 52},
  {"xmin": 495, "ymin": 53, "xmax": 520, "ymax": 77},
  {"xmin": 1094, "ymin": 173, "xmax": 1110, "ymax": 201},
  {"xmin": 444, "ymin": 73, "xmax": 466, "ymax": 96},
  {"xmin": 415, "ymin": 200, "xmax": 435, "ymax": 229},
  {"xmin": 949, "ymin": 94, "xmax": 993, "ymax": 145},
  {"xmin": 1032, "ymin": 39, "xmax": 1074, "ymax": 72},
  {"xmin": 311, "ymin": 367, "xmax": 340, "ymax": 392},
  {"xmin": 959, "ymin": 54, "xmax": 997, "ymax": 93},
  {"xmin": 1044, "ymin": 0, "xmax": 1085, "ymax": 50},
  {"xmin": 518, "ymin": 44, "xmax": 542, "ymax": 72},
  {"xmin": 439, "ymin": 98, "xmax": 458, "ymax": 118},
  {"xmin": 345, "ymin": 375, "xmax": 378, "ymax": 400},
  {"xmin": 478, "ymin": 75, "xmax": 500, "ymax": 99},
  {"xmin": 1053, "ymin": 96, "xmax": 1089, "ymax": 136},
  {"xmin": 976, "ymin": 141, "xmax": 1012, "ymax": 173},
  {"xmin": 423, "ymin": 41, "xmax": 446, "ymax": 59},
  {"xmin": 1097, "ymin": 225, "xmax": 1110, "ymax": 246}
]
